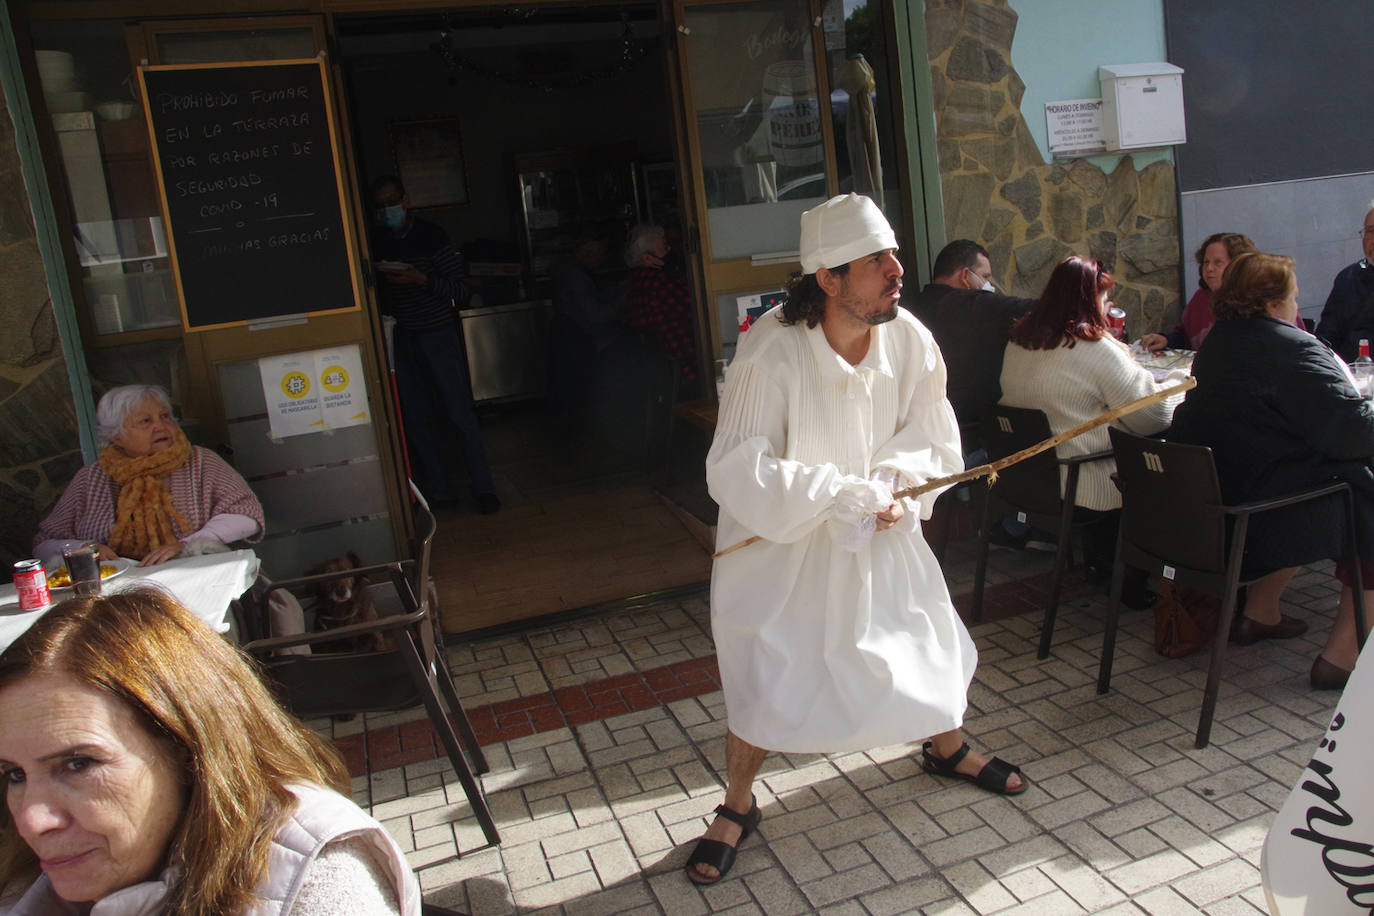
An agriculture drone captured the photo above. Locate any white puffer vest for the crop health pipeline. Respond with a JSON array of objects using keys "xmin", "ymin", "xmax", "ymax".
[{"xmin": 0, "ymin": 783, "xmax": 419, "ymax": 916}]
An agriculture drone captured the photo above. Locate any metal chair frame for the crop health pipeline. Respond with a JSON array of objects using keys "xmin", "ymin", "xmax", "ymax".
[
  {"xmin": 970, "ymin": 405, "xmax": 1114, "ymax": 659},
  {"xmin": 241, "ymin": 482, "xmax": 499, "ymax": 852},
  {"xmin": 1098, "ymin": 427, "xmax": 1368, "ymax": 748}
]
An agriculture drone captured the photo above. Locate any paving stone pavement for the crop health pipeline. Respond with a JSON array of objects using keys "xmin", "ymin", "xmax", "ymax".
[{"xmin": 324, "ymin": 542, "xmax": 1347, "ymax": 915}]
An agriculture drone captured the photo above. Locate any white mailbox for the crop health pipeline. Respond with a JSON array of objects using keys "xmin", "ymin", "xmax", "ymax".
[{"xmin": 1098, "ymin": 63, "xmax": 1186, "ymax": 151}]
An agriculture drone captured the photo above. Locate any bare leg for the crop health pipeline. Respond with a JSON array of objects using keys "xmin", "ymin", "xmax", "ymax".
[
  {"xmin": 1319, "ymin": 587, "xmax": 1367, "ymax": 671},
  {"xmin": 1242, "ymin": 567, "xmax": 1299, "ymax": 625},
  {"xmin": 690, "ymin": 730, "xmax": 769, "ymax": 882},
  {"xmin": 927, "ymin": 728, "xmax": 1025, "ymax": 792}
]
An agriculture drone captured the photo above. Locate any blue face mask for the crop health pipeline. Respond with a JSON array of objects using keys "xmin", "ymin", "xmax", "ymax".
[{"xmin": 375, "ymin": 204, "xmax": 406, "ymax": 230}]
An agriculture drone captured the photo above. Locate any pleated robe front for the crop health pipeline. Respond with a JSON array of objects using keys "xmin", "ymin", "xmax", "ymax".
[{"xmin": 706, "ymin": 307, "xmax": 973, "ymax": 753}]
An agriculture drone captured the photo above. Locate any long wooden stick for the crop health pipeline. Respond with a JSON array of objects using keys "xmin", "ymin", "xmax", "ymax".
[{"xmin": 712, "ymin": 377, "xmax": 1196, "ymax": 559}]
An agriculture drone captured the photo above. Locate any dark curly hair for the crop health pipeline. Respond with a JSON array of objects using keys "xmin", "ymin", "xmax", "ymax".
[
  {"xmin": 780, "ymin": 264, "xmax": 849, "ymax": 328},
  {"xmin": 1193, "ymin": 232, "xmax": 1256, "ymax": 290},
  {"xmin": 1211, "ymin": 252, "xmax": 1295, "ymax": 321}
]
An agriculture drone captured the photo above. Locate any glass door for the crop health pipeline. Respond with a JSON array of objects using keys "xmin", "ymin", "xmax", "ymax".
[{"xmin": 671, "ymin": 0, "xmax": 906, "ymax": 366}]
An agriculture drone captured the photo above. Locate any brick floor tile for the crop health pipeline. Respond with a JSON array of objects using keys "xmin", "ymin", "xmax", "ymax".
[
  {"xmin": 995, "ymin": 889, "xmax": 1089, "ymax": 915},
  {"xmin": 588, "ymin": 838, "xmax": 641, "ymax": 886},
  {"xmin": 821, "ymin": 841, "xmax": 872, "ymax": 872},
  {"xmin": 1106, "ymin": 848, "xmax": 1198, "ymax": 895},
  {"xmin": 511, "ymin": 870, "xmax": 602, "ymax": 910},
  {"xmin": 942, "ymin": 859, "xmax": 1019, "ymax": 912},
  {"xmin": 768, "ymin": 832, "xmax": 833, "ymax": 884},
  {"xmin": 922, "ymin": 825, "xmax": 1007, "ymax": 869},
  {"xmin": 1147, "ymin": 816, "xmax": 1233, "ymax": 868},
  {"xmin": 1169, "ymin": 857, "xmax": 1260, "ymax": 907},
  {"xmin": 1129, "ymin": 885, "xmax": 1206, "ymax": 914},
  {"xmin": 648, "ymin": 871, "xmax": 710, "ymax": 916},
  {"xmin": 800, "ymin": 862, "xmax": 894, "ymax": 909},
  {"xmin": 1116, "ymin": 826, "xmax": 1170, "ymax": 859},
  {"xmin": 1041, "ymin": 854, "xmax": 1129, "ymax": 911},
  {"xmin": 1089, "ymin": 797, "xmax": 1172, "ymax": 838},
  {"xmin": 920, "ymin": 896, "xmax": 980, "ymax": 915}
]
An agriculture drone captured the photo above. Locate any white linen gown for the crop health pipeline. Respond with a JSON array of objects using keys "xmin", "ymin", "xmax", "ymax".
[{"xmin": 707, "ymin": 306, "xmax": 974, "ymax": 753}]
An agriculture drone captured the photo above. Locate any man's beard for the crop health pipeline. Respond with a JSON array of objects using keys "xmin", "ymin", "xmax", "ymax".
[{"xmin": 838, "ymin": 288, "xmax": 900, "ymax": 326}]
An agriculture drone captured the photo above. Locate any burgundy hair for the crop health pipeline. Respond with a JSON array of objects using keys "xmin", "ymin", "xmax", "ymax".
[{"xmin": 1009, "ymin": 256, "xmax": 1115, "ymax": 351}]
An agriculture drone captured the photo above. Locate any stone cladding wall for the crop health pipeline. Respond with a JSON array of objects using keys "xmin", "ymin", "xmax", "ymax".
[
  {"xmin": 924, "ymin": 0, "xmax": 1180, "ymax": 333},
  {"xmin": 0, "ymin": 91, "xmax": 82, "ymax": 567}
]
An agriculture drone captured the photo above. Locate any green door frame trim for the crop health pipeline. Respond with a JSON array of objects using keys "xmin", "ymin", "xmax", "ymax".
[
  {"xmin": 0, "ymin": 0, "xmax": 98, "ymax": 461},
  {"xmin": 892, "ymin": 0, "xmax": 945, "ymax": 286}
]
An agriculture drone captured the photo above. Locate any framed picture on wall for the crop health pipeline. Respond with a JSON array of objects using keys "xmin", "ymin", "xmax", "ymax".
[{"xmin": 389, "ymin": 118, "xmax": 467, "ymax": 208}]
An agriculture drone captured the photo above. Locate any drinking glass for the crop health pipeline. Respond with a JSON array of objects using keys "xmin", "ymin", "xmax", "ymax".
[{"xmin": 62, "ymin": 545, "xmax": 101, "ymax": 596}]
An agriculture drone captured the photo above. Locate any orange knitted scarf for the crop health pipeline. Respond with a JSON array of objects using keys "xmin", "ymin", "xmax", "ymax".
[{"xmin": 99, "ymin": 429, "xmax": 191, "ymax": 559}]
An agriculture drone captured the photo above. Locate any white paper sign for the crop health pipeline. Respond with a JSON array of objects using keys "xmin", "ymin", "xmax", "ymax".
[
  {"xmin": 259, "ymin": 345, "xmax": 371, "ymax": 439},
  {"xmin": 1045, "ymin": 98, "xmax": 1106, "ymax": 157},
  {"xmin": 259, "ymin": 352, "xmax": 323, "ymax": 438},
  {"xmin": 315, "ymin": 345, "xmax": 369, "ymax": 430}
]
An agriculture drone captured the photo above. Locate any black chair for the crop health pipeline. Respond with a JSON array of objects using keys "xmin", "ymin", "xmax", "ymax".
[
  {"xmin": 932, "ymin": 421, "xmax": 985, "ymax": 564},
  {"xmin": 969, "ymin": 405, "xmax": 1113, "ymax": 659},
  {"xmin": 241, "ymin": 490, "xmax": 499, "ymax": 853},
  {"xmin": 1099, "ymin": 428, "xmax": 1368, "ymax": 748}
]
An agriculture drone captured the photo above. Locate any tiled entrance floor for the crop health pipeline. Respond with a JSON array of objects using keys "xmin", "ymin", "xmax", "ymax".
[{"xmin": 321, "ymin": 539, "xmax": 1347, "ymax": 915}]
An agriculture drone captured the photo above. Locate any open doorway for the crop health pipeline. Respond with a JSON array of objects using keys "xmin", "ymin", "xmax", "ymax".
[{"xmin": 335, "ymin": 7, "xmax": 712, "ymax": 635}]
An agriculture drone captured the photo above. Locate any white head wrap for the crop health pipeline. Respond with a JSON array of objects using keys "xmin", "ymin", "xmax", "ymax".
[{"xmin": 799, "ymin": 193, "xmax": 897, "ymax": 274}]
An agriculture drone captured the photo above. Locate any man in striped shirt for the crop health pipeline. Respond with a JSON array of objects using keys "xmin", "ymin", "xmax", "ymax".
[{"xmin": 370, "ymin": 175, "xmax": 499, "ymax": 514}]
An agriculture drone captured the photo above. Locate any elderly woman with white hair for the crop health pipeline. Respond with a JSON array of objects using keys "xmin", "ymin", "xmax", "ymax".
[
  {"xmin": 34, "ymin": 385, "xmax": 262, "ymax": 566},
  {"xmin": 623, "ymin": 223, "xmax": 698, "ymax": 390}
]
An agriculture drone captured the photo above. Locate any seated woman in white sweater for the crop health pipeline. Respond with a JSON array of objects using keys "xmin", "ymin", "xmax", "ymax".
[{"xmin": 998, "ymin": 256, "xmax": 1187, "ymax": 605}]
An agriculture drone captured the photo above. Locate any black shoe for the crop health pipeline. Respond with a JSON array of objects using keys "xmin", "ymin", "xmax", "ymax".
[
  {"xmin": 1230, "ymin": 614, "xmax": 1307, "ymax": 645},
  {"xmin": 988, "ymin": 526, "xmax": 1029, "ymax": 551},
  {"xmin": 1311, "ymin": 656, "xmax": 1352, "ymax": 690},
  {"xmin": 1121, "ymin": 588, "xmax": 1158, "ymax": 611},
  {"xmin": 474, "ymin": 491, "xmax": 502, "ymax": 515}
]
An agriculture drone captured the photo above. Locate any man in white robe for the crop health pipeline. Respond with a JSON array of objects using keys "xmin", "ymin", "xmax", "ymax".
[{"xmin": 687, "ymin": 194, "xmax": 1027, "ymax": 885}]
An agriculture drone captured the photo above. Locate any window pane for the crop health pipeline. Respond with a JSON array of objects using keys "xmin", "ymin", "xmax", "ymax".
[
  {"xmin": 684, "ymin": 0, "xmax": 830, "ymax": 260},
  {"xmin": 30, "ymin": 20, "xmax": 181, "ymax": 336},
  {"xmin": 154, "ymin": 29, "xmax": 317, "ymax": 65},
  {"xmin": 822, "ymin": 0, "xmax": 902, "ymax": 239}
]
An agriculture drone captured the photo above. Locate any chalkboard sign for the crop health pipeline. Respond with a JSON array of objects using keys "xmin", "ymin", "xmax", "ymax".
[{"xmin": 138, "ymin": 59, "xmax": 360, "ymax": 330}]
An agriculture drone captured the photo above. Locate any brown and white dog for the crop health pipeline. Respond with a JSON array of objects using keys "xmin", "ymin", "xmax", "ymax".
[{"xmin": 305, "ymin": 551, "xmax": 386, "ymax": 653}]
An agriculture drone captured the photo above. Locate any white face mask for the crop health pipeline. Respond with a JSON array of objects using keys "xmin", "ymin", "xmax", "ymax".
[{"xmin": 980, "ymin": 279, "xmax": 996, "ymax": 292}]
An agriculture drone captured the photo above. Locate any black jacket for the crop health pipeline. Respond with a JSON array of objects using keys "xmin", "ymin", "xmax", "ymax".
[
  {"xmin": 1168, "ymin": 316, "xmax": 1374, "ymax": 569},
  {"xmin": 906, "ymin": 284, "xmax": 1032, "ymax": 437},
  {"xmin": 1315, "ymin": 259, "xmax": 1374, "ymax": 362}
]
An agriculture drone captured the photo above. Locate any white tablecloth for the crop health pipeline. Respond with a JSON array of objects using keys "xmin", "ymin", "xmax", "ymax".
[{"xmin": 0, "ymin": 549, "xmax": 259, "ymax": 654}]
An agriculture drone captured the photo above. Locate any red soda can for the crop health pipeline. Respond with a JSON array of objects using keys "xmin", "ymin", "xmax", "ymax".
[
  {"xmin": 1108, "ymin": 306, "xmax": 1127, "ymax": 340},
  {"xmin": 13, "ymin": 559, "xmax": 50, "ymax": 611}
]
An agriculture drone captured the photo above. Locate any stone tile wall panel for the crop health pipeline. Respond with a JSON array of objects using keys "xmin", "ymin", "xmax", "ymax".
[{"xmin": 926, "ymin": 0, "xmax": 1181, "ymax": 331}]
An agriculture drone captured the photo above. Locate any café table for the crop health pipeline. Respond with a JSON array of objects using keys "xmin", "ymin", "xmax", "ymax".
[
  {"xmin": 0, "ymin": 548, "xmax": 259, "ymax": 654},
  {"xmin": 1134, "ymin": 346, "xmax": 1195, "ymax": 381}
]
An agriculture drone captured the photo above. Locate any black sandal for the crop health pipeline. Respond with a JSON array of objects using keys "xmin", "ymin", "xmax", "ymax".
[
  {"xmin": 921, "ymin": 741, "xmax": 1027, "ymax": 796},
  {"xmin": 684, "ymin": 795, "xmax": 762, "ymax": 885}
]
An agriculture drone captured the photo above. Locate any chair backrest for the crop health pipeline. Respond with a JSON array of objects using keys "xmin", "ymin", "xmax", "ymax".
[
  {"xmin": 982, "ymin": 405, "xmax": 1064, "ymax": 517},
  {"xmin": 244, "ymin": 566, "xmax": 437, "ymax": 719},
  {"xmin": 1108, "ymin": 427, "xmax": 1227, "ymax": 575}
]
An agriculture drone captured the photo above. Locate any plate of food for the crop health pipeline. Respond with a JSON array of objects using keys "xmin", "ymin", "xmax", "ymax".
[{"xmin": 45, "ymin": 557, "xmax": 134, "ymax": 590}]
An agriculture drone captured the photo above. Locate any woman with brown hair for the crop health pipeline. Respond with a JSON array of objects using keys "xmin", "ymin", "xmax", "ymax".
[
  {"xmin": 0, "ymin": 589, "xmax": 419, "ymax": 914},
  {"xmin": 34, "ymin": 385, "xmax": 262, "ymax": 567},
  {"xmin": 1169, "ymin": 252, "xmax": 1374, "ymax": 688}
]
